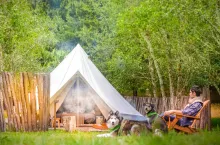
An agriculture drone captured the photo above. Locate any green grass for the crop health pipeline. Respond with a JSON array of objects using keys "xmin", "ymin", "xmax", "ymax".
[
  {"xmin": 0, "ymin": 129, "xmax": 220, "ymax": 145},
  {"xmin": 0, "ymin": 118, "xmax": 219, "ymax": 145}
]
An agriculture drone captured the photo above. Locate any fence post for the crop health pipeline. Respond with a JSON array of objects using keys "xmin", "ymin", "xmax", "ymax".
[
  {"xmin": 0, "ymin": 74, "xmax": 6, "ymax": 132},
  {"xmin": 200, "ymin": 87, "xmax": 211, "ymax": 130}
]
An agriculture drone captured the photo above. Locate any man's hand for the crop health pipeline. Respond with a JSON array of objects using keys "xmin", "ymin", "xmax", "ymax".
[{"xmin": 164, "ymin": 110, "xmax": 173, "ymax": 116}]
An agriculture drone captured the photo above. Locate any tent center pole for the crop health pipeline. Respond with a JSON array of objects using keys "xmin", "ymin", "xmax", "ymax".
[{"xmin": 54, "ymin": 100, "xmax": 59, "ymax": 130}]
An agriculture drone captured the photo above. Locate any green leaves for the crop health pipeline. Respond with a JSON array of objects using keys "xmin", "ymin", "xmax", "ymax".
[
  {"xmin": 112, "ymin": 0, "xmax": 220, "ymax": 96},
  {"xmin": 0, "ymin": 0, "xmax": 59, "ymax": 72},
  {"xmin": 0, "ymin": 0, "xmax": 219, "ymax": 96}
]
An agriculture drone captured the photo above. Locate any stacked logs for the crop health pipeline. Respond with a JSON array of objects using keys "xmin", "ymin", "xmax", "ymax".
[{"xmin": 0, "ymin": 72, "xmax": 50, "ymax": 132}]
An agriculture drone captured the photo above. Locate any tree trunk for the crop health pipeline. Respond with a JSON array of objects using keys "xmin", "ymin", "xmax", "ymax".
[
  {"xmin": 142, "ymin": 34, "xmax": 166, "ymax": 98},
  {"xmin": 163, "ymin": 31, "xmax": 175, "ymax": 108},
  {"xmin": 213, "ymin": 83, "xmax": 220, "ymax": 96},
  {"xmin": 176, "ymin": 60, "xmax": 182, "ymax": 97},
  {"xmin": 167, "ymin": 57, "xmax": 175, "ymax": 109},
  {"xmin": 0, "ymin": 45, "xmax": 3, "ymax": 72},
  {"xmin": 133, "ymin": 89, "xmax": 137, "ymax": 97},
  {"xmin": 148, "ymin": 58, "xmax": 157, "ymax": 97}
]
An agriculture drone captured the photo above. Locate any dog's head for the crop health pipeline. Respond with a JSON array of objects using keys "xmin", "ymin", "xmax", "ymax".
[
  {"xmin": 143, "ymin": 103, "xmax": 155, "ymax": 114},
  {"xmin": 106, "ymin": 111, "xmax": 123, "ymax": 129}
]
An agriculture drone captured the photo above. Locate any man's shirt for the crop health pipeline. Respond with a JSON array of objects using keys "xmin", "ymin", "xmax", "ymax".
[{"xmin": 180, "ymin": 102, "xmax": 203, "ymax": 126}]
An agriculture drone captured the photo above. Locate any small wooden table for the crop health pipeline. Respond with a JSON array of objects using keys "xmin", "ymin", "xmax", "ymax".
[{"xmin": 61, "ymin": 113, "xmax": 84, "ymax": 127}]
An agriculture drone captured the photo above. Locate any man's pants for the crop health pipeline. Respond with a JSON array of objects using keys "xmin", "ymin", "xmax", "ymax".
[{"xmin": 159, "ymin": 113, "xmax": 181, "ymax": 126}]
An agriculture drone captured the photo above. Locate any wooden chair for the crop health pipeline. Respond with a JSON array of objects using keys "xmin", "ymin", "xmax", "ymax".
[{"xmin": 165, "ymin": 100, "xmax": 210, "ymax": 134}]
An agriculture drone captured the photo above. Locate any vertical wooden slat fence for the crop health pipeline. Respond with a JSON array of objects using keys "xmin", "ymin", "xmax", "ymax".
[
  {"xmin": 0, "ymin": 75, "xmax": 6, "ymax": 132},
  {"xmin": 0, "ymin": 72, "xmax": 50, "ymax": 132},
  {"xmin": 0, "ymin": 72, "xmax": 211, "ymax": 132},
  {"xmin": 125, "ymin": 94, "xmax": 211, "ymax": 130}
]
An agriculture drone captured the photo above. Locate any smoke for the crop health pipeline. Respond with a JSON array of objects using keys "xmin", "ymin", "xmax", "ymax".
[
  {"xmin": 58, "ymin": 77, "xmax": 96, "ymax": 114},
  {"xmin": 62, "ymin": 94, "xmax": 95, "ymax": 113},
  {"xmin": 57, "ymin": 40, "xmax": 78, "ymax": 51}
]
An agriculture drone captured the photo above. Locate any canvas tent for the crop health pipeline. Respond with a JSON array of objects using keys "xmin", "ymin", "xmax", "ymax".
[{"xmin": 50, "ymin": 44, "xmax": 147, "ymax": 122}]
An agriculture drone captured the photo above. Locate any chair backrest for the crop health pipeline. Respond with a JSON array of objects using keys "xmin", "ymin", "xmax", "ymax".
[{"xmin": 190, "ymin": 100, "xmax": 210, "ymax": 127}]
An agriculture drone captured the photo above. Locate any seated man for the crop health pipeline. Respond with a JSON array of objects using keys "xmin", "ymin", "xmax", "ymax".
[{"xmin": 161, "ymin": 85, "xmax": 203, "ymax": 127}]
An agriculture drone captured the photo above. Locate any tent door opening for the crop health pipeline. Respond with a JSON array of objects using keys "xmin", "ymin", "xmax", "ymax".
[{"xmin": 56, "ymin": 76, "xmax": 104, "ymax": 127}]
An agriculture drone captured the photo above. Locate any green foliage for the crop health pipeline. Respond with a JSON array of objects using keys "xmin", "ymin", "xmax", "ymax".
[
  {"xmin": 0, "ymin": 0, "xmax": 60, "ymax": 72},
  {"xmin": 0, "ymin": 0, "xmax": 219, "ymax": 96},
  {"xmin": 113, "ymin": 0, "xmax": 220, "ymax": 95}
]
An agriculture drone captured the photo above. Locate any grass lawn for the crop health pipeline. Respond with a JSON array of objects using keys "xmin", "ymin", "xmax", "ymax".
[{"xmin": 0, "ymin": 128, "xmax": 220, "ymax": 145}]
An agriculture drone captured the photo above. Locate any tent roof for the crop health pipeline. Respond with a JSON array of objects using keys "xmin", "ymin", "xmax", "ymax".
[{"xmin": 50, "ymin": 44, "xmax": 147, "ymax": 122}]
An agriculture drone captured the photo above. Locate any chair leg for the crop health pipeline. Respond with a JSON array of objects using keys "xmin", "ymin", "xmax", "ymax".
[
  {"xmin": 174, "ymin": 125, "xmax": 194, "ymax": 134},
  {"xmin": 169, "ymin": 118, "xmax": 179, "ymax": 130},
  {"xmin": 189, "ymin": 127, "xmax": 196, "ymax": 133}
]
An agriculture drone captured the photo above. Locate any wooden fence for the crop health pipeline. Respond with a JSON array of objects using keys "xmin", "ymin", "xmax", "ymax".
[
  {"xmin": 0, "ymin": 72, "xmax": 50, "ymax": 132},
  {"xmin": 125, "ymin": 91, "xmax": 211, "ymax": 130}
]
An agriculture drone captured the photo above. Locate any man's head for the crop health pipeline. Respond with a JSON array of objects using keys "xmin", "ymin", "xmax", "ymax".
[{"xmin": 190, "ymin": 85, "xmax": 201, "ymax": 97}]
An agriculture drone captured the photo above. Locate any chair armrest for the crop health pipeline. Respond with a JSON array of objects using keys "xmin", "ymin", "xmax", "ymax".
[
  {"xmin": 181, "ymin": 115, "xmax": 200, "ymax": 119},
  {"xmin": 172, "ymin": 113, "xmax": 200, "ymax": 120}
]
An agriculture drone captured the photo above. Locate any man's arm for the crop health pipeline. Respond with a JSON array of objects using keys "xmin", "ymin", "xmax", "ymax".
[{"xmin": 164, "ymin": 110, "xmax": 182, "ymax": 116}]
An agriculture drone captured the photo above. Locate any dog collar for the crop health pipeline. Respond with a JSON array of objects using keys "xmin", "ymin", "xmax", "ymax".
[
  {"xmin": 147, "ymin": 112, "xmax": 158, "ymax": 117},
  {"xmin": 109, "ymin": 124, "xmax": 121, "ymax": 132}
]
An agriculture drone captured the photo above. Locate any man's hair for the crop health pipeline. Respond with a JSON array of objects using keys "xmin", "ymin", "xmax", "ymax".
[{"xmin": 190, "ymin": 85, "xmax": 201, "ymax": 96}]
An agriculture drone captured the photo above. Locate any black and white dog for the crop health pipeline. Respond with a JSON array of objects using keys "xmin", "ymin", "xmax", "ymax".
[
  {"xmin": 97, "ymin": 111, "xmax": 148, "ymax": 137},
  {"xmin": 97, "ymin": 111, "xmax": 123, "ymax": 137},
  {"xmin": 143, "ymin": 103, "xmax": 168, "ymax": 135},
  {"xmin": 143, "ymin": 103, "xmax": 158, "ymax": 124}
]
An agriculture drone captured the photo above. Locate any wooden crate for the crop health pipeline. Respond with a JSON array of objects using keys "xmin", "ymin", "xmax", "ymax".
[{"xmin": 61, "ymin": 113, "xmax": 84, "ymax": 127}]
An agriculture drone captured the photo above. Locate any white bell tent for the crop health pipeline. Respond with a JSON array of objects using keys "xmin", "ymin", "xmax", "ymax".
[{"xmin": 50, "ymin": 44, "xmax": 147, "ymax": 122}]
